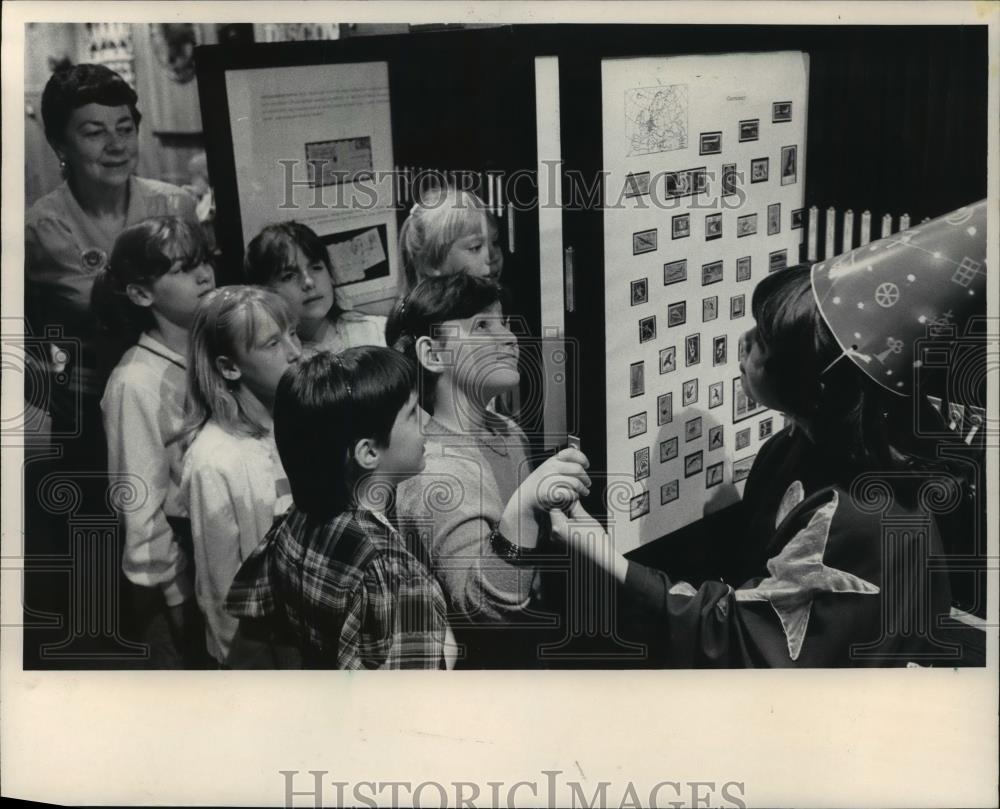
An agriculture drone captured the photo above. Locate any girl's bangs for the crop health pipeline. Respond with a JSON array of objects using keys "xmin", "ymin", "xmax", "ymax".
[
  {"xmin": 161, "ymin": 221, "xmax": 207, "ymax": 270},
  {"xmin": 441, "ymin": 203, "xmax": 488, "ymax": 246},
  {"xmin": 235, "ymin": 296, "xmax": 292, "ymax": 352}
]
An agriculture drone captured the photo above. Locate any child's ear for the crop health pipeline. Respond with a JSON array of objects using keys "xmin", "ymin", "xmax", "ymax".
[
  {"xmin": 415, "ymin": 335, "xmax": 447, "ymax": 375},
  {"xmin": 125, "ymin": 282, "xmax": 154, "ymax": 309},
  {"xmin": 215, "ymin": 355, "xmax": 242, "ymax": 383},
  {"xmin": 352, "ymin": 437, "xmax": 380, "ymax": 471}
]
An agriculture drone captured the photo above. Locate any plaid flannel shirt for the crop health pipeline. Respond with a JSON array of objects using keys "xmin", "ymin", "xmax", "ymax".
[{"xmin": 225, "ymin": 506, "xmax": 449, "ymax": 669}]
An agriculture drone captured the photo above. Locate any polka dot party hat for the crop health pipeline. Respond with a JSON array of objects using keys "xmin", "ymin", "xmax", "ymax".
[{"xmin": 811, "ymin": 199, "xmax": 987, "ymax": 396}]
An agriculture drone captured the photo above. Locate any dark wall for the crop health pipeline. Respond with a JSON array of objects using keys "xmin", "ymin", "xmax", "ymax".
[{"xmin": 804, "ymin": 25, "xmax": 987, "ymax": 221}]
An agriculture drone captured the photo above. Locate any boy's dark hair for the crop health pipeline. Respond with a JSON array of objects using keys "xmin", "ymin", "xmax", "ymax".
[
  {"xmin": 274, "ymin": 347, "xmax": 416, "ymax": 517},
  {"xmin": 91, "ymin": 215, "xmax": 210, "ymax": 340},
  {"xmin": 386, "ymin": 273, "xmax": 504, "ymax": 411},
  {"xmin": 752, "ymin": 264, "xmax": 950, "ymax": 486},
  {"xmin": 41, "ymin": 63, "xmax": 141, "ymax": 147}
]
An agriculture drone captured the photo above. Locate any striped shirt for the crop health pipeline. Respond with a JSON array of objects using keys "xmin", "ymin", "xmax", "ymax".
[{"xmin": 225, "ymin": 506, "xmax": 450, "ymax": 669}]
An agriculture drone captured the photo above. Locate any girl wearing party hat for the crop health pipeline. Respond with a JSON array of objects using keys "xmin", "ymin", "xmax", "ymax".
[{"xmin": 551, "ymin": 200, "xmax": 986, "ymax": 667}]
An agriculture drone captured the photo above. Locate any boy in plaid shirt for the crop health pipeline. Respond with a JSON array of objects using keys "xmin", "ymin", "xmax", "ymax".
[{"xmin": 226, "ymin": 348, "xmax": 455, "ymax": 669}]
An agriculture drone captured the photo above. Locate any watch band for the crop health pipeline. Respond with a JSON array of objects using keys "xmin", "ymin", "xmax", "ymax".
[{"xmin": 488, "ymin": 525, "xmax": 535, "ymax": 564}]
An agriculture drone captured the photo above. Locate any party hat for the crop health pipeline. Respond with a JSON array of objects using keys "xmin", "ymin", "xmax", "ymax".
[{"xmin": 811, "ymin": 199, "xmax": 987, "ymax": 396}]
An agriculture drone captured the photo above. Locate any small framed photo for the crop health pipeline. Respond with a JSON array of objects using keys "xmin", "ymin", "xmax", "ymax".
[
  {"xmin": 712, "ymin": 335, "xmax": 727, "ymax": 366},
  {"xmin": 659, "ymin": 436, "xmax": 678, "ymax": 463},
  {"xmin": 736, "ymin": 213, "xmax": 758, "ymax": 238},
  {"xmin": 684, "ymin": 450, "xmax": 704, "ymax": 478},
  {"xmin": 767, "ymin": 202, "xmax": 781, "ymax": 235},
  {"xmin": 730, "ymin": 294, "xmax": 746, "ymax": 319},
  {"xmin": 692, "ymin": 167, "xmax": 709, "ymax": 194},
  {"xmin": 733, "ymin": 454, "xmax": 756, "ymax": 483},
  {"xmin": 772, "ymin": 101, "xmax": 793, "ymax": 123},
  {"xmin": 733, "ymin": 376, "xmax": 766, "ymax": 422},
  {"xmin": 706, "ymin": 461, "xmax": 725, "ymax": 488},
  {"xmin": 759, "ymin": 417, "xmax": 774, "ymax": 440},
  {"xmin": 780, "ymin": 144, "xmax": 797, "ymax": 185},
  {"xmin": 736, "ymin": 256, "xmax": 752, "ymax": 281},
  {"xmin": 791, "ymin": 207, "xmax": 805, "ymax": 230},
  {"xmin": 702, "ymin": 296, "xmax": 718, "ymax": 323},
  {"xmin": 656, "ymin": 392, "xmax": 673, "ymax": 426},
  {"xmin": 659, "ymin": 346, "xmax": 677, "ymax": 375},
  {"xmin": 630, "ymin": 278, "xmax": 649, "ymax": 307},
  {"xmin": 738, "ymin": 335, "xmax": 748, "ymax": 362},
  {"xmin": 682, "ymin": 378, "xmax": 698, "ymax": 406},
  {"xmin": 665, "ymin": 168, "xmax": 702, "ymax": 199},
  {"xmin": 708, "ymin": 424, "xmax": 724, "ymax": 451},
  {"xmin": 625, "ymin": 171, "xmax": 651, "ymax": 198},
  {"xmin": 738, "ymin": 119, "xmax": 760, "ymax": 142},
  {"xmin": 667, "ymin": 301, "xmax": 687, "ymax": 327},
  {"xmin": 639, "ymin": 315, "xmax": 657, "ymax": 344},
  {"xmin": 701, "ymin": 260, "xmax": 724, "ymax": 286},
  {"xmin": 708, "ymin": 380, "xmax": 724, "ymax": 409},
  {"xmin": 660, "ymin": 479, "xmax": 680, "ymax": 505},
  {"xmin": 671, "ymin": 213, "xmax": 691, "ymax": 240},
  {"xmin": 628, "ymin": 411, "xmax": 648, "ymax": 439},
  {"xmin": 629, "ymin": 361, "xmax": 645, "ymax": 398},
  {"xmin": 721, "ymin": 163, "xmax": 738, "ymax": 196},
  {"xmin": 735, "ymin": 427, "xmax": 751, "ymax": 451},
  {"xmin": 684, "ymin": 333, "xmax": 700, "ymax": 367},
  {"xmin": 685, "ymin": 415, "xmax": 703, "ymax": 442},
  {"xmin": 629, "ymin": 491, "xmax": 650, "ymax": 521},
  {"xmin": 750, "ymin": 157, "xmax": 769, "ymax": 183},
  {"xmin": 768, "ymin": 249, "xmax": 788, "ymax": 273},
  {"xmin": 705, "ymin": 212, "xmax": 723, "ymax": 241},
  {"xmin": 634, "ymin": 446, "xmax": 650, "ymax": 481},
  {"xmin": 699, "ymin": 130, "xmax": 722, "ymax": 155},
  {"xmin": 632, "ymin": 228, "xmax": 658, "ymax": 255},
  {"xmin": 663, "ymin": 259, "xmax": 687, "ymax": 286}
]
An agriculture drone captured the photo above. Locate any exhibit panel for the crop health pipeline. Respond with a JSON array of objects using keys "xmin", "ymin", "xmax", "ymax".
[
  {"xmin": 224, "ymin": 61, "xmax": 398, "ymax": 306},
  {"xmin": 600, "ymin": 51, "xmax": 808, "ymax": 552}
]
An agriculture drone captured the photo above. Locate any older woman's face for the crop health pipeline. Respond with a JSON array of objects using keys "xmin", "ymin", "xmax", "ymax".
[{"xmin": 58, "ymin": 103, "xmax": 138, "ymax": 191}]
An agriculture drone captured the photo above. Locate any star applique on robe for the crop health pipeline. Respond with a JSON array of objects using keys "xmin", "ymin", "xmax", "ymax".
[{"xmin": 733, "ymin": 483, "xmax": 879, "ymax": 661}]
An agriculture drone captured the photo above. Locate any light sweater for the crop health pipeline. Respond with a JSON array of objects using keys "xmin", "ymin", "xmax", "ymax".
[
  {"xmin": 396, "ymin": 413, "xmax": 537, "ymax": 627},
  {"xmin": 101, "ymin": 332, "xmax": 192, "ymax": 605},
  {"xmin": 181, "ymin": 421, "xmax": 292, "ymax": 663}
]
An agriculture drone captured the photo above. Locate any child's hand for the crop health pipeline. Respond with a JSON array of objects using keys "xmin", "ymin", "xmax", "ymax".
[
  {"xmin": 549, "ymin": 501, "xmax": 604, "ymax": 548},
  {"xmin": 522, "ymin": 448, "xmax": 591, "ymax": 513},
  {"xmin": 497, "ymin": 448, "xmax": 590, "ymax": 549}
]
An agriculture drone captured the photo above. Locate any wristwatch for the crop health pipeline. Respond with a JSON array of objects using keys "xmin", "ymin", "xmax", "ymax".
[{"xmin": 488, "ymin": 525, "xmax": 535, "ymax": 564}]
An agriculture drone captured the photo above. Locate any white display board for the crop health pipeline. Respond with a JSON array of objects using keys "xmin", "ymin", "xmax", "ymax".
[
  {"xmin": 601, "ymin": 51, "xmax": 808, "ymax": 551},
  {"xmin": 225, "ymin": 61, "xmax": 399, "ymax": 305}
]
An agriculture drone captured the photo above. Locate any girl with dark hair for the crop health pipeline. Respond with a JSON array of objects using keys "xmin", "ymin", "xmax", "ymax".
[
  {"xmin": 388, "ymin": 273, "xmax": 591, "ymax": 668},
  {"xmin": 225, "ymin": 348, "xmax": 456, "ymax": 669},
  {"xmin": 99, "ymin": 216, "xmax": 215, "ymax": 667},
  {"xmin": 180, "ymin": 287, "xmax": 302, "ymax": 665},
  {"xmin": 551, "ymin": 201, "xmax": 986, "ymax": 667},
  {"xmin": 244, "ymin": 220, "xmax": 386, "ymax": 354},
  {"xmin": 27, "ymin": 63, "xmax": 197, "ymax": 465}
]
